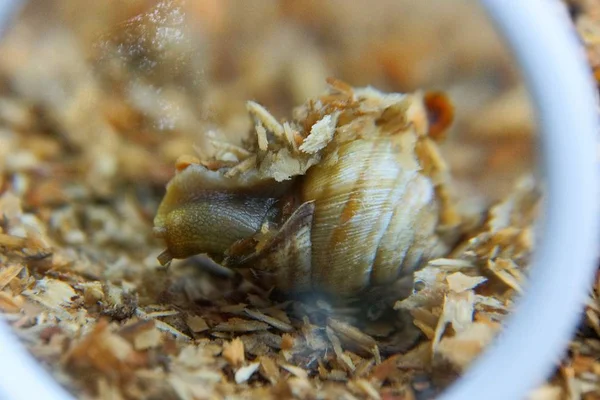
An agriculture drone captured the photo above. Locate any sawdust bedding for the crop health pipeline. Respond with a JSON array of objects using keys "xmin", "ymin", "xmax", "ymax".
[{"xmin": 0, "ymin": 1, "xmax": 598, "ymax": 399}]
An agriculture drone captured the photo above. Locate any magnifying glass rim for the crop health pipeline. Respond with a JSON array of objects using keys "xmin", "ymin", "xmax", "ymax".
[
  {"xmin": 442, "ymin": 1, "xmax": 599, "ymax": 399},
  {"xmin": 0, "ymin": 1, "xmax": 597, "ymax": 400}
]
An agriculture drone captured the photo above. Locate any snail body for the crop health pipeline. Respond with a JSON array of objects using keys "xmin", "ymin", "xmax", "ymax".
[{"xmin": 154, "ymin": 80, "xmax": 458, "ymax": 297}]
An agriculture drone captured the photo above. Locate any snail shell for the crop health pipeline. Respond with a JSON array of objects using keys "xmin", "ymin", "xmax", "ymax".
[{"xmin": 154, "ymin": 79, "xmax": 459, "ymax": 297}]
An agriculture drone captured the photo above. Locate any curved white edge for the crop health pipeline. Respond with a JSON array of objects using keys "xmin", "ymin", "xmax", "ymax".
[
  {"xmin": 0, "ymin": 1, "xmax": 597, "ymax": 400},
  {"xmin": 442, "ymin": 1, "xmax": 600, "ymax": 400},
  {"xmin": 0, "ymin": 0, "xmax": 21, "ymax": 36},
  {"xmin": 0, "ymin": 3, "xmax": 70, "ymax": 398},
  {"xmin": 0, "ymin": 319, "xmax": 74, "ymax": 400},
  {"xmin": 0, "ymin": 3, "xmax": 77, "ymax": 400}
]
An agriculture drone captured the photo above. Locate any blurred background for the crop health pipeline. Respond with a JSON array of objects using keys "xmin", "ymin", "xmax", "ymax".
[{"xmin": 0, "ymin": 0, "xmax": 535, "ymax": 218}]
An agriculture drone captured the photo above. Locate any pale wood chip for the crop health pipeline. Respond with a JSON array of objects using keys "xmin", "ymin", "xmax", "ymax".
[
  {"xmin": 318, "ymin": 360, "xmax": 328, "ymax": 379},
  {"xmin": 144, "ymin": 310, "xmax": 179, "ymax": 318},
  {"xmin": 0, "ymin": 264, "xmax": 23, "ymax": 290},
  {"xmin": 327, "ymin": 369, "xmax": 347, "ymax": 381},
  {"xmin": 247, "ymin": 101, "xmax": 284, "ymax": 137},
  {"xmin": 562, "ymin": 365, "xmax": 581, "ymax": 400},
  {"xmin": 287, "ymin": 376, "xmax": 315, "ymax": 398},
  {"xmin": 174, "ymin": 154, "xmax": 201, "ymax": 171},
  {"xmin": 222, "ymin": 338, "xmax": 245, "ymax": 367},
  {"xmin": 527, "ymin": 384, "xmax": 564, "ymax": 400},
  {"xmin": 586, "ymin": 309, "xmax": 600, "ymax": 337},
  {"xmin": 427, "ymin": 258, "xmax": 475, "ymax": 269},
  {"xmin": 352, "ymin": 379, "xmax": 381, "ymax": 400},
  {"xmin": 326, "ymin": 326, "xmax": 355, "ymax": 372},
  {"xmin": 586, "ymin": 297, "xmax": 600, "ymax": 313},
  {"xmin": 133, "ymin": 326, "xmax": 162, "ymax": 350},
  {"xmin": 37, "ymin": 278, "xmax": 77, "ymax": 306},
  {"xmin": 213, "ymin": 318, "xmax": 269, "ymax": 332},
  {"xmin": 503, "ymin": 260, "xmax": 527, "ymax": 282},
  {"xmin": 244, "ymin": 308, "xmax": 293, "ymax": 332},
  {"xmin": 209, "ymin": 140, "xmax": 251, "ymax": 159},
  {"xmin": 283, "ymin": 122, "xmax": 298, "ymax": 151},
  {"xmin": 219, "ymin": 303, "xmax": 247, "ymax": 314},
  {"xmin": 572, "ymin": 355, "xmax": 596, "ymax": 374},
  {"xmin": 354, "ymin": 358, "xmax": 375, "ymax": 378},
  {"xmin": 103, "ymin": 331, "xmax": 136, "ymax": 362},
  {"xmin": 394, "ymin": 267, "xmax": 447, "ymax": 311},
  {"xmin": 66, "ymin": 320, "xmax": 130, "ymax": 372},
  {"xmin": 136, "ymin": 310, "xmax": 191, "ymax": 340},
  {"xmin": 0, "ymin": 233, "xmax": 27, "ymax": 249},
  {"xmin": 224, "ymin": 155, "xmax": 258, "ymax": 177},
  {"xmin": 474, "ymin": 295, "xmax": 508, "ymax": 311},
  {"xmin": 370, "ymin": 343, "xmax": 429, "ymax": 382},
  {"xmin": 235, "ymin": 362, "xmax": 260, "ymax": 384},
  {"xmin": 23, "ymin": 278, "xmax": 76, "ymax": 318},
  {"xmin": 262, "ymin": 306, "xmax": 291, "ymax": 324},
  {"xmin": 0, "ymin": 291, "xmax": 23, "ymax": 313},
  {"xmin": 97, "ymin": 377, "xmax": 125, "ymax": 400},
  {"xmin": 433, "ymin": 290, "xmax": 476, "ymax": 352},
  {"xmin": 246, "ymin": 293, "xmax": 271, "ymax": 308},
  {"xmin": 281, "ymin": 333, "xmax": 295, "ymax": 350},
  {"xmin": 175, "ymin": 345, "xmax": 218, "ymax": 369},
  {"xmin": 259, "ymin": 356, "xmax": 280, "ymax": 384},
  {"xmin": 81, "ymin": 282, "xmax": 104, "ymax": 304},
  {"xmin": 186, "ymin": 315, "xmax": 209, "ymax": 333},
  {"xmin": 437, "ymin": 322, "xmax": 498, "ymax": 369},
  {"xmin": 326, "ymin": 77, "xmax": 354, "ymax": 95},
  {"xmin": 256, "ymin": 123, "xmax": 268, "ymax": 151},
  {"xmin": 327, "ymin": 318, "xmax": 376, "ymax": 348},
  {"xmin": 280, "ymin": 362, "xmax": 309, "ymax": 379},
  {"xmin": 299, "ymin": 113, "xmax": 338, "ymax": 154},
  {"xmin": 396, "ymin": 342, "xmax": 432, "ymax": 370},
  {"xmin": 371, "ymin": 346, "xmax": 382, "ymax": 365},
  {"xmin": 209, "ymin": 331, "xmax": 230, "ymax": 339},
  {"xmin": 487, "ymin": 259, "xmax": 524, "ymax": 293},
  {"xmin": 168, "ymin": 374, "xmax": 213, "ymax": 400},
  {"xmin": 410, "ymin": 307, "xmax": 439, "ymax": 329},
  {"xmin": 240, "ymin": 331, "xmax": 283, "ymax": 353},
  {"xmin": 446, "ymin": 272, "xmax": 487, "ymax": 293},
  {"xmin": 413, "ymin": 319, "xmax": 436, "ymax": 340}
]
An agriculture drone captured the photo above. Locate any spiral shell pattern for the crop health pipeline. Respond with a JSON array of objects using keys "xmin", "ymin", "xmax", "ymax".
[{"xmin": 154, "ymin": 80, "xmax": 458, "ymax": 297}]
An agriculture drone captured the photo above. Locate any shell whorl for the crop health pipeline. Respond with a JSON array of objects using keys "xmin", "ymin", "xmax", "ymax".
[
  {"xmin": 301, "ymin": 118, "xmax": 443, "ymax": 295},
  {"xmin": 154, "ymin": 81, "xmax": 458, "ymax": 297}
]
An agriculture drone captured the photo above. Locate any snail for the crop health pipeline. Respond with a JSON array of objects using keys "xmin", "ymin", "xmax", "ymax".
[{"xmin": 154, "ymin": 78, "xmax": 459, "ymax": 298}]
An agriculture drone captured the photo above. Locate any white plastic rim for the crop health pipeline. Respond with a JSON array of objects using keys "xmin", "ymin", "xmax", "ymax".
[
  {"xmin": 0, "ymin": 1, "xmax": 75, "ymax": 399},
  {"xmin": 0, "ymin": 1, "xmax": 598, "ymax": 400},
  {"xmin": 443, "ymin": 1, "xmax": 600, "ymax": 399}
]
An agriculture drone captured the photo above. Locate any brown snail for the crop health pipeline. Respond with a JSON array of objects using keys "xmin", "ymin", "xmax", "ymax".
[{"xmin": 154, "ymin": 79, "xmax": 459, "ymax": 298}]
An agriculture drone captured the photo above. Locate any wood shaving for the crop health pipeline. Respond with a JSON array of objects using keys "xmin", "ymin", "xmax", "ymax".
[
  {"xmin": 222, "ymin": 338, "xmax": 245, "ymax": 367},
  {"xmin": 244, "ymin": 308, "xmax": 294, "ymax": 332},
  {"xmin": 280, "ymin": 363, "xmax": 309, "ymax": 380},
  {"xmin": 186, "ymin": 315, "xmax": 209, "ymax": 333},
  {"xmin": 432, "ymin": 291, "xmax": 476, "ymax": 351},
  {"xmin": 213, "ymin": 318, "xmax": 270, "ymax": 333},
  {"xmin": 446, "ymin": 272, "xmax": 487, "ymax": 293},
  {"xmin": 234, "ymin": 362, "xmax": 260, "ymax": 384},
  {"xmin": 437, "ymin": 322, "xmax": 498, "ymax": 369},
  {"xmin": 259, "ymin": 356, "xmax": 280, "ymax": 384},
  {"xmin": 298, "ymin": 113, "xmax": 339, "ymax": 154},
  {"xmin": 133, "ymin": 324, "xmax": 162, "ymax": 351},
  {"xmin": 351, "ymin": 379, "xmax": 382, "ymax": 400},
  {"xmin": 0, "ymin": 1, "xmax": 595, "ymax": 399},
  {"xmin": 0, "ymin": 264, "xmax": 23, "ymax": 290}
]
